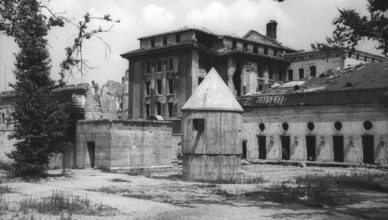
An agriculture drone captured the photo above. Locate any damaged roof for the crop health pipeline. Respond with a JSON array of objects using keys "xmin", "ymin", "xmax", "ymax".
[
  {"xmin": 239, "ymin": 62, "xmax": 388, "ymax": 108},
  {"xmin": 182, "ymin": 68, "xmax": 243, "ymax": 112}
]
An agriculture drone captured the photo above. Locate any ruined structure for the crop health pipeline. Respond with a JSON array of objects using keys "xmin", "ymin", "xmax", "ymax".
[
  {"xmin": 182, "ymin": 68, "xmax": 243, "ymax": 181},
  {"xmin": 238, "ymin": 62, "xmax": 388, "ymax": 165}
]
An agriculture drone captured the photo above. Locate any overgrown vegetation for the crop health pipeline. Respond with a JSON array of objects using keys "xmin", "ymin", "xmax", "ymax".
[{"xmin": 19, "ymin": 191, "xmax": 118, "ymax": 216}]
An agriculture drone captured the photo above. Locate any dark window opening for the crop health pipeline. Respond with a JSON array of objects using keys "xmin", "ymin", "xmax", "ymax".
[
  {"xmin": 145, "ymin": 104, "xmax": 150, "ymax": 117},
  {"xmin": 362, "ymin": 135, "xmax": 374, "ymax": 164},
  {"xmin": 269, "ymin": 66, "xmax": 273, "ymax": 79},
  {"xmin": 157, "ymin": 60, "xmax": 162, "ymax": 72},
  {"xmin": 258, "ymin": 136, "xmax": 266, "ymax": 159},
  {"xmin": 288, "ymin": 70, "xmax": 293, "ymax": 81},
  {"xmin": 193, "ymin": 118, "xmax": 205, "ymax": 132},
  {"xmin": 243, "ymin": 43, "xmax": 247, "ymax": 51},
  {"xmin": 151, "ymin": 39, "xmax": 155, "ymax": 48},
  {"xmin": 282, "ymin": 122, "xmax": 289, "ymax": 131},
  {"xmin": 334, "ymin": 121, "xmax": 342, "ymax": 131},
  {"xmin": 168, "ymin": 79, "xmax": 174, "ymax": 94},
  {"xmin": 0, "ymin": 113, "xmax": 4, "ymax": 123},
  {"xmin": 364, "ymin": 55, "xmax": 367, "ymax": 62},
  {"xmin": 233, "ymin": 63, "xmax": 242, "ymax": 96},
  {"xmin": 258, "ymin": 84, "xmax": 264, "ymax": 91},
  {"xmin": 310, "ymin": 66, "xmax": 316, "ymax": 77},
  {"xmin": 156, "ymin": 102, "xmax": 162, "ymax": 115},
  {"xmin": 299, "ymin": 68, "xmax": 304, "ymax": 79},
  {"xmin": 264, "ymin": 47, "xmax": 268, "ymax": 55},
  {"xmin": 232, "ymin": 40, "xmax": 237, "ymax": 49},
  {"xmin": 345, "ymin": 82, "xmax": 352, "ymax": 87},
  {"xmin": 253, "ymin": 45, "xmax": 258, "ymax": 53},
  {"xmin": 168, "ymin": 102, "xmax": 173, "ymax": 117},
  {"xmin": 356, "ymin": 54, "xmax": 360, "ymax": 60},
  {"xmin": 87, "ymin": 142, "xmax": 96, "ymax": 168},
  {"xmin": 348, "ymin": 51, "xmax": 352, "ymax": 58},
  {"xmin": 163, "ymin": 37, "xmax": 167, "ymax": 46},
  {"xmin": 145, "ymin": 81, "xmax": 151, "ymax": 95},
  {"xmin": 168, "ymin": 58, "xmax": 174, "ymax": 70},
  {"xmin": 156, "ymin": 80, "xmax": 162, "ymax": 94},
  {"xmin": 146, "ymin": 61, "xmax": 151, "ymax": 73},
  {"xmin": 306, "ymin": 136, "xmax": 316, "ymax": 161},
  {"xmin": 333, "ymin": 136, "xmax": 344, "ymax": 162},
  {"xmin": 198, "ymin": 77, "xmax": 204, "ymax": 85},
  {"xmin": 274, "ymin": 49, "xmax": 278, "ymax": 56},
  {"xmin": 363, "ymin": 121, "xmax": 372, "ymax": 130},
  {"xmin": 175, "ymin": 34, "xmax": 180, "ymax": 43},
  {"xmin": 259, "ymin": 123, "xmax": 265, "ymax": 131},
  {"xmin": 372, "ymin": 58, "xmax": 375, "ymax": 62},
  {"xmin": 281, "ymin": 136, "xmax": 291, "ymax": 160},
  {"xmin": 307, "ymin": 122, "xmax": 315, "ymax": 131},
  {"xmin": 242, "ymin": 140, "xmax": 247, "ymax": 159}
]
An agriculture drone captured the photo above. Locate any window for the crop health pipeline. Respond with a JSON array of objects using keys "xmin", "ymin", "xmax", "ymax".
[
  {"xmin": 363, "ymin": 121, "xmax": 372, "ymax": 130},
  {"xmin": 258, "ymin": 84, "xmax": 263, "ymax": 91},
  {"xmin": 151, "ymin": 39, "xmax": 155, "ymax": 48},
  {"xmin": 156, "ymin": 102, "xmax": 162, "ymax": 115},
  {"xmin": 299, "ymin": 68, "xmax": 304, "ymax": 79},
  {"xmin": 372, "ymin": 58, "xmax": 375, "ymax": 62},
  {"xmin": 145, "ymin": 81, "xmax": 151, "ymax": 96},
  {"xmin": 175, "ymin": 34, "xmax": 180, "ymax": 43},
  {"xmin": 163, "ymin": 37, "xmax": 168, "ymax": 46},
  {"xmin": 157, "ymin": 60, "xmax": 162, "ymax": 72},
  {"xmin": 243, "ymin": 43, "xmax": 247, "ymax": 51},
  {"xmin": 264, "ymin": 47, "xmax": 268, "ymax": 55},
  {"xmin": 288, "ymin": 70, "xmax": 293, "ymax": 81},
  {"xmin": 232, "ymin": 40, "xmax": 237, "ymax": 49},
  {"xmin": 168, "ymin": 79, "xmax": 174, "ymax": 94},
  {"xmin": 168, "ymin": 102, "xmax": 173, "ymax": 117},
  {"xmin": 348, "ymin": 51, "xmax": 352, "ymax": 58},
  {"xmin": 310, "ymin": 66, "xmax": 316, "ymax": 77},
  {"xmin": 193, "ymin": 118, "xmax": 205, "ymax": 132},
  {"xmin": 356, "ymin": 54, "xmax": 360, "ymax": 60},
  {"xmin": 0, "ymin": 113, "xmax": 4, "ymax": 123},
  {"xmin": 156, "ymin": 80, "xmax": 162, "ymax": 94},
  {"xmin": 198, "ymin": 77, "xmax": 204, "ymax": 85},
  {"xmin": 146, "ymin": 61, "xmax": 151, "ymax": 73},
  {"xmin": 259, "ymin": 123, "xmax": 265, "ymax": 131},
  {"xmin": 307, "ymin": 122, "xmax": 315, "ymax": 131},
  {"xmin": 269, "ymin": 66, "xmax": 273, "ymax": 79},
  {"xmin": 274, "ymin": 49, "xmax": 278, "ymax": 56},
  {"xmin": 168, "ymin": 58, "xmax": 174, "ymax": 71},
  {"xmin": 145, "ymin": 104, "xmax": 150, "ymax": 117},
  {"xmin": 364, "ymin": 55, "xmax": 367, "ymax": 62},
  {"xmin": 334, "ymin": 121, "xmax": 342, "ymax": 131},
  {"xmin": 282, "ymin": 122, "xmax": 289, "ymax": 131},
  {"xmin": 253, "ymin": 45, "xmax": 258, "ymax": 53}
]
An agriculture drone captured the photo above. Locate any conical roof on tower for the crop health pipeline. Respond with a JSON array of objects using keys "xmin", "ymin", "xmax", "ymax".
[{"xmin": 182, "ymin": 68, "xmax": 244, "ymax": 112}]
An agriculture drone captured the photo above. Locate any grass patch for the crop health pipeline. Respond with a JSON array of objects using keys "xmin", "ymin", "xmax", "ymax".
[
  {"xmin": 110, "ymin": 178, "xmax": 131, "ymax": 183},
  {"xmin": 295, "ymin": 171, "xmax": 388, "ymax": 192},
  {"xmin": 19, "ymin": 191, "xmax": 118, "ymax": 216}
]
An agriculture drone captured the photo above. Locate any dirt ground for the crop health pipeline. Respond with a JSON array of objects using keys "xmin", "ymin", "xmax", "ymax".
[{"xmin": 1, "ymin": 164, "xmax": 388, "ymax": 219}]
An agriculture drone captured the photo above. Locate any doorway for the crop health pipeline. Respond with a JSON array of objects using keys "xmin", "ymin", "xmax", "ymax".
[
  {"xmin": 233, "ymin": 63, "xmax": 242, "ymax": 96},
  {"xmin": 333, "ymin": 136, "xmax": 344, "ymax": 162},
  {"xmin": 258, "ymin": 136, "xmax": 266, "ymax": 159},
  {"xmin": 87, "ymin": 141, "xmax": 96, "ymax": 168},
  {"xmin": 242, "ymin": 140, "xmax": 247, "ymax": 159},
  {"xmin": 281, "ymin": 136, "xmax": 290, "ymax": 160},
  {"xmin": 362, "ymin": 135, "xmax": 374, "ymax": 164},
  {"xmin": 305, "ymin": 136, "xmax": 316, "ymax": 161}
]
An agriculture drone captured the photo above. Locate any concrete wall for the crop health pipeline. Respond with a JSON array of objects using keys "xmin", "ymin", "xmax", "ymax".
[
  {"xmin": 287, "ymin": 57, "xmax": 344, "ymax": 80},
  {"xmin": 241, "ymin": 104, "xmax": 388, "ymax": 164},
  {"xmin": 76, "ymin": 120, "xmax": 174, "ymax": 169}
]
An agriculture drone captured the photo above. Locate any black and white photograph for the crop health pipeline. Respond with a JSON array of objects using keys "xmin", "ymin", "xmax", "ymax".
[{"xmin": 0, "ymin": 0, "xmax": 388, "ymax": 219}]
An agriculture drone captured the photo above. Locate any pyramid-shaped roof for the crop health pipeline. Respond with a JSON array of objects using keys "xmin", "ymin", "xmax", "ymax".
[{"xmin": 182, "ymin": 68, "xmax": 244, "ymax": 112}]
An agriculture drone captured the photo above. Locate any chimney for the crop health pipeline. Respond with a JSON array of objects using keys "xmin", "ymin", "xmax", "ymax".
[{"xmin": 266, "ymin": 20, "xmax": 277, "ymax": 39}]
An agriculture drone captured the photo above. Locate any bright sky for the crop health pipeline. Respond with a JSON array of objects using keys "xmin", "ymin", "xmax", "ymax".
[{"xmin": 0, "ymin": 0, "xmax": 379, "ymax": 91}]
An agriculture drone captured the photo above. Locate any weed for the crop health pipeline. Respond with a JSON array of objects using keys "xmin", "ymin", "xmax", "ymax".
[{"xmin": 19, "ymin": 190, "xmax": 118, "ymax": 216}]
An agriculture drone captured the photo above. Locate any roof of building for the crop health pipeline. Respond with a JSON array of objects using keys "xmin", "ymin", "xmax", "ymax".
[
  {"xmin": 241, "ymin": 30, "xmax": 294, "ymax": 51},
  {"xmin": 182, "ymin": 68, "xmax": 244, "ymax": 112},
  {"xmin": 137, "ymin": 27, "xmax": 215, "ymax": 40},
  {"xmin": 238, "ymin": 62, "xmax": 388, "ymax": 108}
]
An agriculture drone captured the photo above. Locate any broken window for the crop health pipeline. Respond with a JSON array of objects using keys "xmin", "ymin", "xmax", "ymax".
[
  {"xmin": 232, "ymin": 40, "xmax": 237, "ymax": 49},
  {"xmin": 146, "ymin": 61, "xmax": 151, "ymax": 73},
  {"xmin": 175, "ymin": 34, "xmax": 180, "ymax": 43},
  {"xmin": 299, "ymin": 68, "xmax": 304, "ymax": 79},
  {"xmin": 243, "ymin": 43, "xmax": 248, "ymax": 51},
  {"xmin": 168, "ymin": 102, "xmax": 173, "ymax": 117},
  {"xmin": 264, "ymin": 47, "xmax": 268, "ymax": 55},
  {"xmin": 310, "ymin": 66, "xmax": 316, "ymax": 77},
  {"xmin": 145, "ymin": 81, "xmax": 151, "ymax": 96},
  {"xmin": 156, "ymin": 80, "xmax": 162, "ymax": 94},
  {"xmin": 168, "ymin": 79, "xmax": 174, "ymax": 94},
  {"xmin": 253, "ymin": 45, "xmax": 258, "ymax": 53},
  {"xmin": 193, "ymin": 118, "xmax": 205, "ymax": 132},
  {"xmin": 258, "ymin": 84, "xmax": 263, "ymax": 91},
  {"xmin": 168, "ymin": 58, "xmax": 174, "ymax": 71},
  {"xmin": 151, "ymin": 39, "xmax": 155, "ymax": 48},
  {"xmin": 274, "ymin": 49, "xmax": 278, "ymax": 56},
  {"xmin": 157, "ymin": 60, "xmax": 162, "ymax": 72},
  {"xmin": 145, "ymin": 104, "xmax": 150, "ymax": 117},
  {"xmin": 163, "ymin": 37, "xmax": 167, "ymax": 46},
  {"xmin": 156, "ymin": 101, "xmax": 162, "ymax": 115}
]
